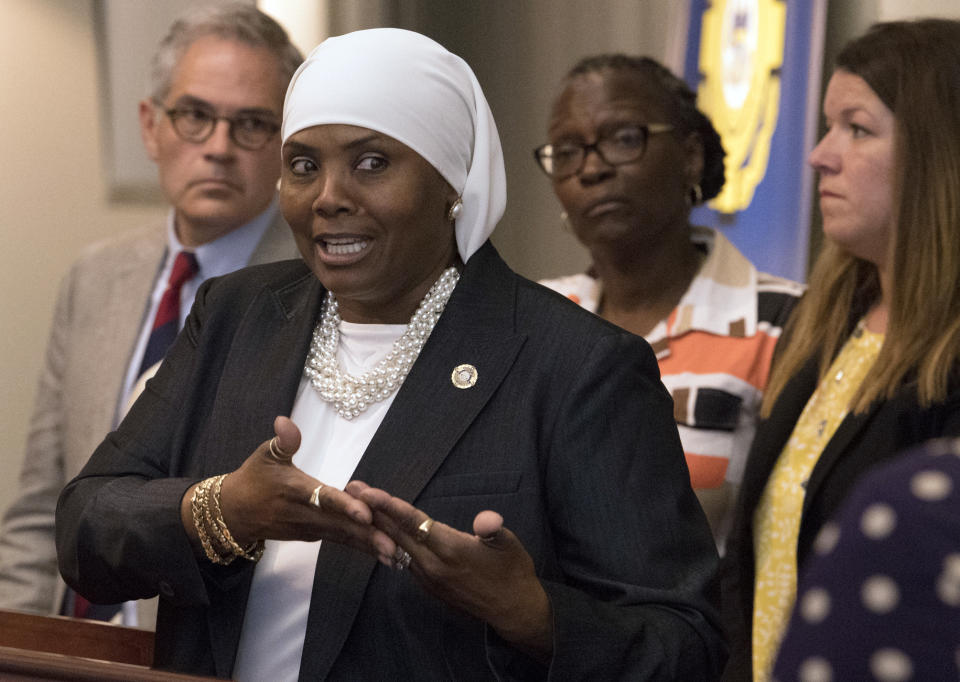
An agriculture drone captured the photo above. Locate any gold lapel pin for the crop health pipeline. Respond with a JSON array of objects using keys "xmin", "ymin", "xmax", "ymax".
[{"xmin": 451, "ymin": 364, "xmax": 478, "ymax": 389}]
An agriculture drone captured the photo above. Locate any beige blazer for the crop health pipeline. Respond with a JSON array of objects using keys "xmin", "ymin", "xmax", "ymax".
[{"xmin": 0, "ymin": 209, "xmax": 297, "ymax": 621}]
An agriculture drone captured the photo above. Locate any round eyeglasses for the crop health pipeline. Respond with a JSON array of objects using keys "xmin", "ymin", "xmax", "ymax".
[
  {"xmin": 156, "ymin": 100, "xmax": 281, "ymax": 151},
  {"xmin": 533, "ymin": 123, "xmax": 675, "ymax": 179}
]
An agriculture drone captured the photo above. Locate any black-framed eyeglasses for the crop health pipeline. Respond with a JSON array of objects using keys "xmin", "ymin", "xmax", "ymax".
[
  {"xmin": 533, "ymin": 123, "xmax": 675, "ymax": 179},
  {"xmin": 155, "ymin": 99, "xmax": 280, "ymax": 151}
]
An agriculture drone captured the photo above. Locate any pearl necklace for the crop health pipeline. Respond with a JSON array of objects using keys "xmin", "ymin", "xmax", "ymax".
[{"xmin": 304, "ymin": 267, "xmax": 460, "ymax": 419}]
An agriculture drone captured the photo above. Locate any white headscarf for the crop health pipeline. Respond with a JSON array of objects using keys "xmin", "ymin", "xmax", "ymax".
[{"xmin": 281, "ymin": 28, "xmax": 506, "ymax": 262}]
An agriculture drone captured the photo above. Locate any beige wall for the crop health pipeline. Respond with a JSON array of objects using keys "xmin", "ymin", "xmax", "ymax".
[
  {"xmin": 2, "ymin": 0, "xmax": 960, "ymax": 520},
  {"xmin": 0, "ymin": 1, "xmax": 166, "ymax": 511}
]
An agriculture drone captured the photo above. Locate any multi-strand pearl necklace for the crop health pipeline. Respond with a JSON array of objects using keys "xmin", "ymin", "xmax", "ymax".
[{"xmin": 304, "ymin": 267, "xmax": 460, "ymax": 419}]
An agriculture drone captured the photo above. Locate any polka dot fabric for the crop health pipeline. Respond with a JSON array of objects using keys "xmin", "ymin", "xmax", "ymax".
[{"xmin": 772, "ymin": 439, "xmax": 960, "ymax": 681}]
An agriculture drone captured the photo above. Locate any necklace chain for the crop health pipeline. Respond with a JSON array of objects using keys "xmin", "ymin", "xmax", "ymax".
[{"xmin": 304, "ymin": 267, "xmax": 460, "ymax": 419}]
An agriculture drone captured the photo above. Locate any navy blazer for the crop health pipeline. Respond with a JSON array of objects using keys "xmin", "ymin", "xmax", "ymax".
[
  {"xmin": 721, "ymin": 351, "xmax": 960, "ymax": 680},
  {"xmin": 57, "ymin": 243, "xmax": 726, "ymax": 680}
]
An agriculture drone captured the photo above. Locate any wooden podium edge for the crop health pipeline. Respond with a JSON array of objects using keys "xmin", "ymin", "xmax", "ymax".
[
  {"xmin": 0, "ymin": 609, "xmax": 153, "ymax": 665},
  {"xmin": 0, "ymin": 645, "xmax": 223, "ymax": 681}
]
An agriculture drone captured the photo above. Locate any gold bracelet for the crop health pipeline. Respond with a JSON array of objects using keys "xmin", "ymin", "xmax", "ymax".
[
  {"xmin": 202, "ymin": 476, "xmax": 236, "ymax": 564},
  {"xmin": 191, "ymin": 474, "xmax": 265, "ymax": 564},
  {"xmin": 201, "ymin": 475, "xmax": 235, "ymax": 558},
  {"xmin": 191, "ymin": 477, "xmax": 233, "ymax": 565},
  {"xmin": 211, "ymin": 474, "xmax": 264, "ymax": 562}
]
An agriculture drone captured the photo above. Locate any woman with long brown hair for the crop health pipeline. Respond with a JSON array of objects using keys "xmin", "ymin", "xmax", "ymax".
[{"xmin": 723, "ymin": 18, "xmax": 960, "ymax": 681}]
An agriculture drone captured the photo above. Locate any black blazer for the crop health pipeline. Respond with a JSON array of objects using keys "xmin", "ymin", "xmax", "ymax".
[
  {"xmin": 722, "ymin": 352, "xmax": 960, "ymax": 680},
  {"xmin": 57, "ymin": 243, "xmax": 726, "ymax": 680}
]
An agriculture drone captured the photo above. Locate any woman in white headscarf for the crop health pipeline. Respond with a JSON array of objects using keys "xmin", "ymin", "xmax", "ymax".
[{"xmin": 57, "ymin": 29, "xmax": 725, "ymax": 680}]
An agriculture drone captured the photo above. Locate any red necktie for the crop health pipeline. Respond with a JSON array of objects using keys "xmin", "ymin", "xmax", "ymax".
[{"xmin": 137, "ymin": 251, "xmax": 198, "ymax": 378}]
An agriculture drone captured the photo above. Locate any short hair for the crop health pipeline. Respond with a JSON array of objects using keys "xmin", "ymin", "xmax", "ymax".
[
  {"xmin": 149, "ymin": 2, "xmax": 303, "ymax": 103},
  {"xmin": 564, "ymin": 54, "xmax": 726, "ymax": 201}
]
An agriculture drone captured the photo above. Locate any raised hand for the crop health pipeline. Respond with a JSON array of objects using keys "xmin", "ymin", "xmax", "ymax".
[
  {"xmin": 346, "ymin": 480, "xmax": 553, "ymax": 660},
  {"xmin": 180, "ymin": 416, "xmax": 396, "ymax": 561}
]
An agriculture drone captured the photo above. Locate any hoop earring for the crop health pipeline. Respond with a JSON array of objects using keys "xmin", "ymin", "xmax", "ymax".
[
  {"xmin": 689, "ymin": 184, "xmax": 703, "ymax": 207},
  {"xmin": 447, "ymin": 197, "xmax": 463, "ymax": 222}
]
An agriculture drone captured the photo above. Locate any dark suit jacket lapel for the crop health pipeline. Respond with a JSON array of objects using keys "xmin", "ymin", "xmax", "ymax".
[
  {"xmin": 741, "ymin": 358, "xmax": 819, "ymax": 521},
  {"xmin": 298, "ymin": 243, "xmax": 527, "ymax": 680},
  {"xmin": 207, "ymin": 266, "xmax": 323, "ymax": 469},
  {"xmin": 801, "ymin": 401, "xmax": 878, "ymax": 517},
  {"xmin": 357, "ymin": 245, "xmax": 527, "ymax": 497},
  {"xmin": 204, "ymin": 264, "xmax": 324, "ymax": 676},
  {"xmin": 744, "ymin": 355, "xmax": 880, "ymax": 521}
]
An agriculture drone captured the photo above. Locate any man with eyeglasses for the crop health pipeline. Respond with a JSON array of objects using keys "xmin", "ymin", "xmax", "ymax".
[{"xmin": 0, "ymin": 4, "xmax": 301, "ymax": 626}]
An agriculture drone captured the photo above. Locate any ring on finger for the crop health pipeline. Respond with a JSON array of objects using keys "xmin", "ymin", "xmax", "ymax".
[
  {"xmin": 309, "ymin": 484, "xmax": 324, "ymax": 508},
  {"xmin": 268, "ymin": 437, "xmax": 288, "ymax": 461},
  {"xmin": 393, "ymin": 548, "xmax": 413, "ymax": 571},
  {"xmin": 415, "ymin": 517, "xmax": 434, "ymax": 543}
]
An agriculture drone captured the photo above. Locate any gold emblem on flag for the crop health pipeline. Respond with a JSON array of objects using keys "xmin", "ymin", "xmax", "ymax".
[{"xmin": 697, "ymin": 0, "xmax": 786, "ymax": 213}]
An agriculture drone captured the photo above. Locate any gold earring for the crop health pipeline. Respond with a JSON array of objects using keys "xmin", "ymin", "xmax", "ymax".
[{"xmin": 448, "ymin": 197, "xmax": 463, "ymax": 221}]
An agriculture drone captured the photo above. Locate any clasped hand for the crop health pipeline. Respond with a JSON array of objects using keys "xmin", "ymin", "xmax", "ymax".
[{"xmin": 200, "ymin": 415, "xmax": 552, "ymax": 657}]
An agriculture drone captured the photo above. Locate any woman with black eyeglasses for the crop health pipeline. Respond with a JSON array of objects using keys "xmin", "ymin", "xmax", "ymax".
[{"xmin": 536, "ymin": 55, "xmax": 802, "ymax": 553}]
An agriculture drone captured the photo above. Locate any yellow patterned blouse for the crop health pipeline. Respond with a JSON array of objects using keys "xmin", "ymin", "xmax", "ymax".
[{"xmin": 751, "ymin": 322, "xmax": 884, "ymax": 681}]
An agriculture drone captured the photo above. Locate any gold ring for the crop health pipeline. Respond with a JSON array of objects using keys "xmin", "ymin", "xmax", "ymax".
[
  {"xmin": 309, "ymin": 484, "xmax": 324, "ymax": 507},
  {"xmin": 415, "ymin": 517, "xmax": 434, "ymax": 543},
  {"xmin": 393, "ymin": 548, "xmax": 412, "ymax": 571},
  {"xmin": 268, "ymin": 437, "xmax": 288, "ymax": 461}
]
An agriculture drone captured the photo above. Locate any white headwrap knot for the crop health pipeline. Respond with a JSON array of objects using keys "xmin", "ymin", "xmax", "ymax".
[{"xmin": 282, "ymin": 28, "xmax": 506, "ymax": 262}]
